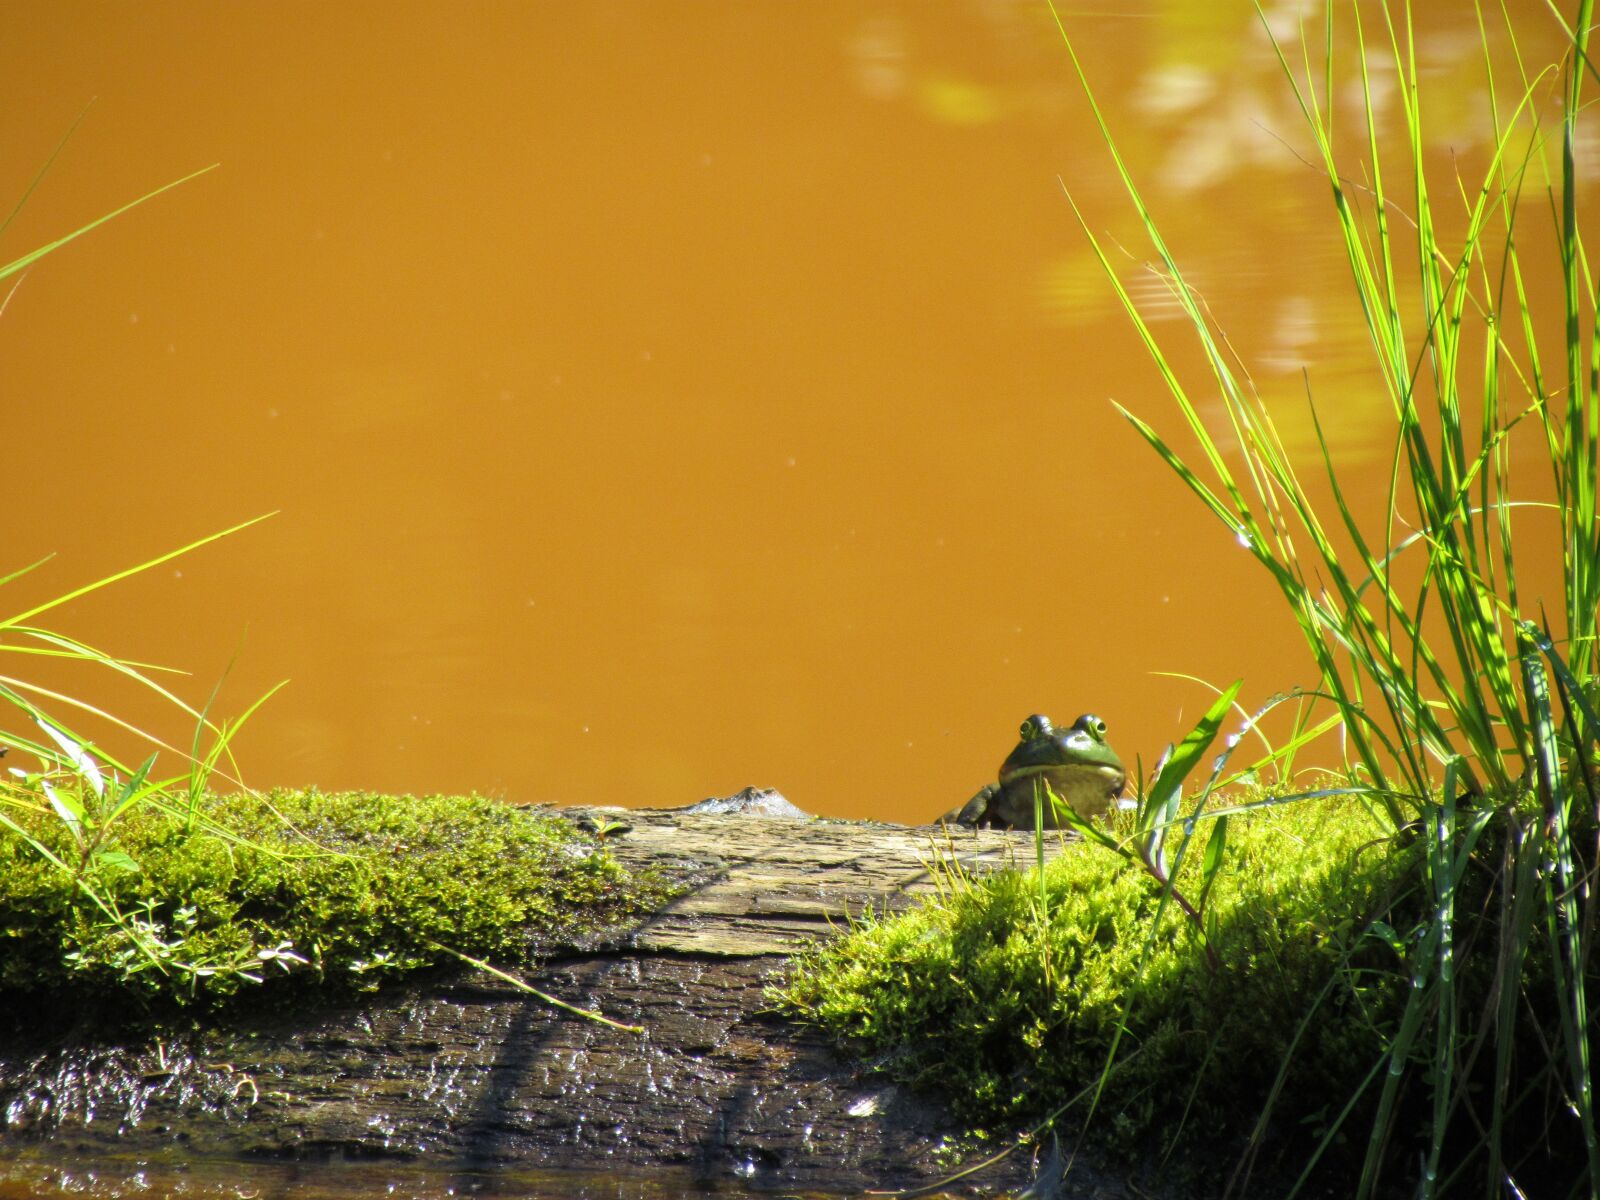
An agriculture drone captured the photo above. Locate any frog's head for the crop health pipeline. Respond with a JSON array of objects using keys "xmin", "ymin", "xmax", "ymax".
[{"xmin": 1000, "ymin": 712, "xmax": 1124, "ymax": 782}]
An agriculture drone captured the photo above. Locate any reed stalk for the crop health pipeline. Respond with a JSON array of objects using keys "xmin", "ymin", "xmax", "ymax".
[{"xmin": 1048, "ymin": 0, "xmax": 1600, "ymax": 1192}]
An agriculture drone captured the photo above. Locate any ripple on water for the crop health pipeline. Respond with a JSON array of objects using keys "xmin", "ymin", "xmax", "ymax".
[{"xmin": 0, "ymin": 1153, "xmax": 769, "ymax": 1200}]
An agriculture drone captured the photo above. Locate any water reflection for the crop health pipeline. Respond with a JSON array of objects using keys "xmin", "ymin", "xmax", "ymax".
[
  {"xmin": 0, "ymin": 1, "xmax": 1578, "ymax": 821},
  {"xmin": 0, "ymin": 1154, "xmax": 744, "ymax": 1200}
]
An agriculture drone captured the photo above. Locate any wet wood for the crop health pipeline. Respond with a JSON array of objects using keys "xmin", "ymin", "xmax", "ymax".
[
  {"xmin": 0, "ymin": 808, "xmax": 1135, "ymax": 1198},
  {"xmin": 604, "ymin": 805, "xmax": 1046, "ymax": 956}
]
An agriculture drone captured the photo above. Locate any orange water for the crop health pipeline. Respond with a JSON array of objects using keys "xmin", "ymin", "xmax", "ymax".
[
  {"xmin": 1, "ymin": 1, "xmax": 1578, "ymax": 822},
  {"xmin": 0, "ymin": 1154, "xmax": 734, "ymax": 1199}
]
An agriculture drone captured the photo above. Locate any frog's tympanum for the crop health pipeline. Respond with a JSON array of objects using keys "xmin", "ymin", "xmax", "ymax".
[{"xmin": 942, "ymin": 713, "xmax": 1126, "ymax": 830}]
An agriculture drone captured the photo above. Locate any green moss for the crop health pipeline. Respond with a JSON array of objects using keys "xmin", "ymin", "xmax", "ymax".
[
  {"xmin": 0, "ymin": 789, "xmax": 675, "ymax": 1019},
  {"xmin": 774, "ymin": 797, "xmax": 1421, "ymax": 1169}
]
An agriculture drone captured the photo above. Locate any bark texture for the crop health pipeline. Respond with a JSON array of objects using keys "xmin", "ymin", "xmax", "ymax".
[{"xmin": 0, "ymin": 806, "xmax": 1135, "ymax": 1197}]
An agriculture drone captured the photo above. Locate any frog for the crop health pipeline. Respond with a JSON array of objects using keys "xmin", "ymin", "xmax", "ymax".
[{"xmin": 941, "ymin": 713, "xmax": 1126, "ymax": 830}]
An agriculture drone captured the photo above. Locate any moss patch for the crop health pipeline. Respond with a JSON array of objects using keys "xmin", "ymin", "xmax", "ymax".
[
  {"xmin": 773, "ymin": 797, "xmax": 1422, "ymax": 1176},
  {"xmin": 0, "ymin": 789, "xmax": 676, "ymax": 1021}
]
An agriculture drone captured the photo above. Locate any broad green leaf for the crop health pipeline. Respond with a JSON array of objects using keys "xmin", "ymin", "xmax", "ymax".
[
  {"xmin": 1049, "ymin": 782, "xmax": 1126, "ymax": 856},
  {"xmin": 105, "ymin": 753, "xmax": 160, "ymax": 824},
  {"xmin": 90, "ymin": 848, "xmax": 141, "ymax": 874},
  {"xmin": 41, "ymin": 779, "xmax": 83, "ymax": 840},
  {"xmin": 35, "ymin": 717, "xmax": 104, "ymax": 798},
  {"xmin": 1201, "ymin": 813, "xmax": 1228, "ymax": 879},
  {"xmin": 1142, "ymin": 681, "xmax": 1243, "ymax": 874}
]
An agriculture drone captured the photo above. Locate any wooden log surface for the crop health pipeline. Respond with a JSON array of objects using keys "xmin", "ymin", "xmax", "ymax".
[{"xmin": 0, "ymin": 805, "xmax": 1139, "ymax": 1198}]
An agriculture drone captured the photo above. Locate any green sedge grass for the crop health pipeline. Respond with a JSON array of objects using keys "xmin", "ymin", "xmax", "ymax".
[
  {"xmin": 0, "ymin": 519, "xmax": 289, "ymax": 976},
  {"xmin": 0, "ymin": 126, "xmax": 295, "ymax": 986},
  {"xmin": 1045, "ymin": 0, "xmax": 1600, "ymax": 1194},
  {"xmin": 0, "ymin": 129, "xmax": 654, "ymax": 1033}
]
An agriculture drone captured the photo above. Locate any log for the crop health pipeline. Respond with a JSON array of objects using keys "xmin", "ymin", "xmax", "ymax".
[{"xmin": 0, "ymin": 806, "xmax": 1132, "ymax": 1197}]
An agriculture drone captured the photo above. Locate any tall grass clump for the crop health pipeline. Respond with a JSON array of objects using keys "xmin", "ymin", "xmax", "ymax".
[
  {"xmin": 0, "ymin": 787, "xmax": 671, "ymax": 1024},
  {"xmin": 1050, "ymin": 0, "xmax": 1599, "ymax": 1194},
  {"xmin": 0, "ymin": 146, "xmax": 293, "ymax": 991},
  {"xmin": 778, "ymin": 796, "xmax": 1419, "ymax": 1181},
  {"xmin": 0, "ymin": 161, "xmax": 672, "ymax": 1032},
  {"xmin": 782, "ymin": 4, "xmax": 1597, "ymax": 1195},
  {"xmin": 0, "ymin": 534, "xmax": 673, "ymax": 1028}
]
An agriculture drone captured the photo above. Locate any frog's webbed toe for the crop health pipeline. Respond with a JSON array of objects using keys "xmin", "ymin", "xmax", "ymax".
[{"xmin": 940, "ymin": 783, "xmax": 1000, "ymax": 828}]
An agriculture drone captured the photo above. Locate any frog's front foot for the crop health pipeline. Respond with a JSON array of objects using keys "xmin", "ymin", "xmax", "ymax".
[{"xmin": 939, "ymin": 783, "xmax": 1000, "ymax": 828}]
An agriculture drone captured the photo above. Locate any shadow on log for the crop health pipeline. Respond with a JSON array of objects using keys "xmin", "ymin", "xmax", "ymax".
[{"xmin": 0, "ymin": 804, "xmax": 1137, "ymax": 1197}]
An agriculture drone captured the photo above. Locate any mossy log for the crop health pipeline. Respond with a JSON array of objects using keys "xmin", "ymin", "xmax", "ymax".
[{"xmin": 0, "ymin": 806, "xmax": 1129, "ymax": 1197}]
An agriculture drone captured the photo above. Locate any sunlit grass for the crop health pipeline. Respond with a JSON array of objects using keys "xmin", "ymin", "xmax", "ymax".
[
  {"xmin": 0, "ymin": 535, "xmax": 674, "ymax": 1029},
  {"xmin": 0, "ymin": 120, "xmax": 233, "ymax": 883},
  {"xmin": 0, "ymin": 533, "xmax": 676, "ymax": 1030},
  {"xmin": 784, "ymin": 1, "xmax": 1600, "ymax": 1195},
  {"xmin": 0, "ymin": 133, "xmax": 669, "ymax": 1034},
  {"xmin": 1048, "ymin": 0, "xmax": 1600, "ymax": 1190},
  {"xmin": 0, "ymin": 521, "xmax": 291, "ymax": 974},
  {"xmin": 0, "ymin": 132, "xmax": 279, "ymax": 979},
  {"xmin": 0, "ymin": 787, "xmax": 672, "ymax": 1020},
  {"xmin": 777, "ymin": 794, "xmax": 1417, "ymax": 1178}
]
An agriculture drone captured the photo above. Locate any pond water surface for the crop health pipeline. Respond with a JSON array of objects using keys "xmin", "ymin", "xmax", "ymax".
[
  {"xmin": 0, "ymin": 1153, "xmax": 752, "ymax": 1200},
  {"xmin": 0, "ymin": 1, "xmax": 1579, "ymax": 821}
]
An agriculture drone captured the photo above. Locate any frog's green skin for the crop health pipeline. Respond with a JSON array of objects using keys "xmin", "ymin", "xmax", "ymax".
[{"xmin": 943, "ymin": 713, "xmax": 1127, "ymax": 830}]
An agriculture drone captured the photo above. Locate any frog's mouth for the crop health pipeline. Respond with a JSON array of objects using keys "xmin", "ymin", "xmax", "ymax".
[{"xmin": 1007, "ymin": 762, "xmax": 1123, "ymax": 783}]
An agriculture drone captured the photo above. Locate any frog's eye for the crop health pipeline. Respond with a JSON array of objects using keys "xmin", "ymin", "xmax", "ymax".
[
  {"xmin": 1075, "ymin": 714, "xmax": 1109, "ymax": 741},
  {"xmin": 1019, "ymin": 714, "xmax": 1053, "ymax": 740}
]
